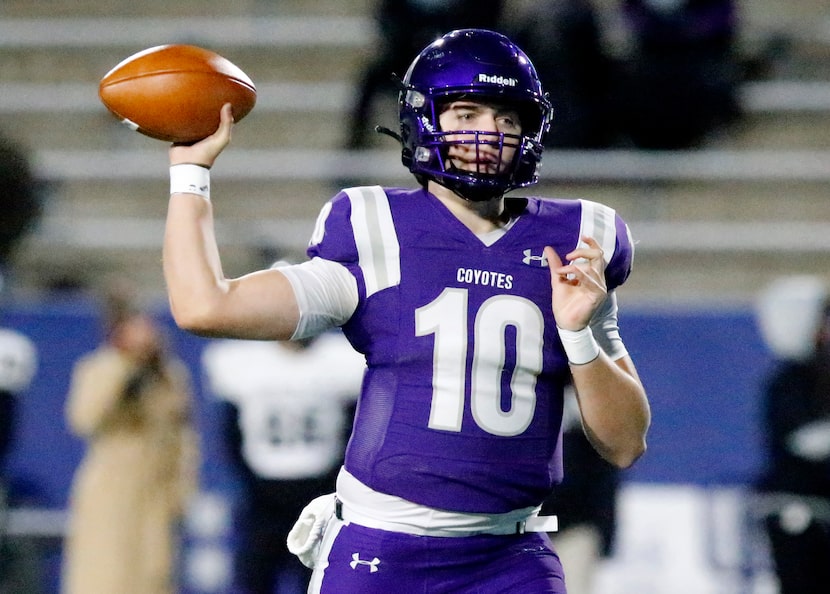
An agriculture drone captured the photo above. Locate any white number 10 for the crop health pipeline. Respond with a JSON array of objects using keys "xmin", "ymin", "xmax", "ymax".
[{"xmin": 415, "ymin": 288, "xmax": 544, "ymax": 437}]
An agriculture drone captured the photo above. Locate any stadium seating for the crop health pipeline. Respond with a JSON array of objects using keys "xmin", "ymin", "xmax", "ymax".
[{"xmin": 0, "ymin": 0, "xmax": 828, "ymax": 304}]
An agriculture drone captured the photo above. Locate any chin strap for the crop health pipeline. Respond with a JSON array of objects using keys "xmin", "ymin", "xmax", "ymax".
[
  {"xmin": 374, "ymin": 125, "xmax": 403, "ymax": 144},
  {"xmin": 374, "ymin": 73, "xmax": 408, "ymax": 146}
]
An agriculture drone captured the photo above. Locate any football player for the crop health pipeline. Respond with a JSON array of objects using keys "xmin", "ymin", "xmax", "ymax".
[
  {"xmin": 202, "ymin": 330, "xmax": 364, "ymax": 594},
  {"xmin": 163, "ymin": 29, "xmax": 650, "ymax": 593}
]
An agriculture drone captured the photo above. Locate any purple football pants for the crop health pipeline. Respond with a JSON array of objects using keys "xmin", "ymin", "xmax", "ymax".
[{"xmin": 308, "ymin": 518, "xmax": 567, "ymax": 593}]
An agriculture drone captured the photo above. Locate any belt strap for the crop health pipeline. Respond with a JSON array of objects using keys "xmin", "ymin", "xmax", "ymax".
[{"xmin": 334, "ymin": 496, "xmax": 557, "ymax": 537}]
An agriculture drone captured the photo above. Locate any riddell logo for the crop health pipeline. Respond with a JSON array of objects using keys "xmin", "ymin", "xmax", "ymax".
[{"xmin": 477, "ymin": 73, "xmax": 518, "ymax": 86}]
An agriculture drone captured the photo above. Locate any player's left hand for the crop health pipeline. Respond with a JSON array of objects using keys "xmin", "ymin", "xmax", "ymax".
[{"xmin": 545, "ymin": 236, "xmax": 607, "ymax": 331}]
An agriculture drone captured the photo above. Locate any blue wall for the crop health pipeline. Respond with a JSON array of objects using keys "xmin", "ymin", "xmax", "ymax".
[
  {"xmin": 0, "ymin": 296, "xmax": 775, "ymax": 593},
  {"xmin": 620, "ymin": 307, "xmax": 771, "ymax": 485},
  {"xmin": 2, "ymin": 296, "xmax": 773, "ymax": 510},
  {"xmin": 1, "ymin": 296, "xmax": 242, "ymax": 510}
]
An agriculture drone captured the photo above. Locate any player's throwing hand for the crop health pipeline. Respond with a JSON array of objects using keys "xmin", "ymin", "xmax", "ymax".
[{"xmin": 169, "ymin": 103, "xmax": 235, "ymax": 169}]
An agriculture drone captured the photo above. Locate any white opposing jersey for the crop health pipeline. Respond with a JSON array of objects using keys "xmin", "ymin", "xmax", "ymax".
[{"xmin": 202, "ymin": 332, "xmax": 365, "ymax": 480}]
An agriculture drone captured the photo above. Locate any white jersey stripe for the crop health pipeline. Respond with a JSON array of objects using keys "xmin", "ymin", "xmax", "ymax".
[
  {"xmin": 345, "ymin": 185, "xmax": 401, "ymax": 297},
  {"xmin": 578, "ymin": 199, "xmax": 617, "ymax": 265}
]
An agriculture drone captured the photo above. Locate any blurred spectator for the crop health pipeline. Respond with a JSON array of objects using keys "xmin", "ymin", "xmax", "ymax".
[
  {"xmin": 0, "ymin": 134, "xmax": 42, "ymax": 293},
  {"xmin": 541, "ymin": 385, "xmax": 619, "ymax": 594},
  {"xmin": 202, "ymin": 330, "xmax": 365, "ymax": 594},
  {"xmin": 344, "ymin": 0, "xmax": 505, "ymax": 149},
  {"xmin": 61, "ymin": 279, "xmax": 199, "ymax": 594},
  {"xmin": 754, "ymin": 276, "xmax": 830, "ymax": 594},
  {"xmin": 0, "ymin": 329, "xmax": 37, "ymax": 470},
  {"xmin": 511, "ymin": 0, "xmax": 743, "ymax": 150},
  {"xmin": 512, "ymin": 0, "xmax": 618, "ymax": 148},
  {"xmin": 619, "ymin": 0, "xmax": 742, "ymax": 148},
  {"xmin": 0, "ymin": 327, "xmax": 38, "ymax": 593}
]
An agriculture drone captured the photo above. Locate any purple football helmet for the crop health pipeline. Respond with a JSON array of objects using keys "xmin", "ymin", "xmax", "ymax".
[{"xmin": 397, "ymin": 29, "xmax": 552, "ymax": 202}]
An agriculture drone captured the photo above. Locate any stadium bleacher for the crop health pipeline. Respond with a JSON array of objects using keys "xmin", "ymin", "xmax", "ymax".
[{"xmin": 0, "ymin": 0, "xmax": 828, "ymax": 304}]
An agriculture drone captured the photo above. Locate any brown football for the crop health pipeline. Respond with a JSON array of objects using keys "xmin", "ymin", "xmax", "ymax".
[{"xmin": 98, "ymin": 44, "xmax": 257, "ymax": 143}]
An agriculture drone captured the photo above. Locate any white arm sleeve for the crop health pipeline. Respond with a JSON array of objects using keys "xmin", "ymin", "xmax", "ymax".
[
  {"xmin": 279, "ymin": 257, "xmax": 359, "ymax": 340},
  {"xmin": 589, "ymin": 291, "xmax": 629, "ymax": 361}
]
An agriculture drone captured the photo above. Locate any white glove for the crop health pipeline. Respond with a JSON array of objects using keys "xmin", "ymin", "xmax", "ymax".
[{"xmin": 286, "ymin": 493, "xmax": 336, "ymax": 569}]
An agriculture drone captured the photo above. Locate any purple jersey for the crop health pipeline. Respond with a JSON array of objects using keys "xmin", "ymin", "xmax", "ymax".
[{"xmin": 307, "ymin": 186, "xmax": 633, "ymax": 514}]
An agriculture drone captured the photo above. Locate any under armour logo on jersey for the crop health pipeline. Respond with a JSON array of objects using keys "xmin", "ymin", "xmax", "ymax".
[
  {"xmin": 522, "ymin": 249, "xmax": 548, "ymax": 266},
  {"xmin": 350, "ymin": 552, "xmax": 380, "ymax": 573}
]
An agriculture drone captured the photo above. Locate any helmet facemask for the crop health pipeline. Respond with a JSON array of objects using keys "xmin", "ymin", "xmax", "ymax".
[
  {"xmin": 404, "ymin": 90, "xmax": 546, "ymax": 201},
  {"xmin": 393, "ymin": 29, "xmax": 552, "ymax": 202}
]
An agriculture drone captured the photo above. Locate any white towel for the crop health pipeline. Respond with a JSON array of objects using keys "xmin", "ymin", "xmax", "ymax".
[{"xmin": 286, "ymin": 493, "xmax": 336, "ymax": 568}]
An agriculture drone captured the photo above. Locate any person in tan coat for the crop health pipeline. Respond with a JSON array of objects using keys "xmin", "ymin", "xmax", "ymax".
[{"xmin": 61, "ymin": 282, "xmax": 199, "ymax": 594}]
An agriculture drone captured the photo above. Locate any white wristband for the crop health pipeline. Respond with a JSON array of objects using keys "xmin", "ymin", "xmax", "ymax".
[
  {"xmin": 558, "ymin": 326, "xmax": 601, "ymax": 365},
  {"xmin": 170, "ymin": 164, "xmax": 210, "ymax": 199}
]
